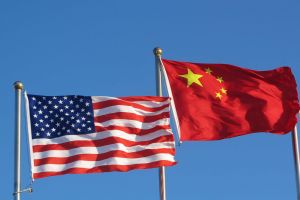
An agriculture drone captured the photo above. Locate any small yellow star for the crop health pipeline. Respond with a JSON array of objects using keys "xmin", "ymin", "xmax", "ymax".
[
  {"xmin": 220, "ymin": 87, "xmax": 227, "ymax": 94},
  {"xmin": 205, "ymin": 68, "xmax": 212, "ymax": 75},
  {"xmin": 216, "ymin": 92, "xmax": 222, "ymax": 99},
  {"xmin": 179, "ymin": 68, "xmax": 203, "ymax": 87},
  {"xmin": 216, "ymin": 76, "xmax": 223, "ymax": 83}
]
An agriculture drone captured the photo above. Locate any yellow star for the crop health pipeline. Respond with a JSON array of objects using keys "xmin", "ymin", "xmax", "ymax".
[
  {"xmin": 205, "ymin": 68, "xmax": 212, "ymax": 75},
  {"xmin": 179, "ymin": 68, "xmax": 203, "ymax": 87},
  {"xmin": 216, "ymin": 76, "xmax": 223, "ymax": 83},
  {"xmin": 216, "ymin": 92, "xmax": 222, "ymax": 99},
  {"xmin": 220, "ymin": 87, "xmax": 227, "ymax": 94}
]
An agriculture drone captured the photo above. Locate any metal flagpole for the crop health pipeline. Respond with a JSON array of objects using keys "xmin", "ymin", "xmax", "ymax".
[
  {"xmin": 13, "ymin": 81, "xmax": 23, "ymax": 200},
  {"xmin": 154, "ymin": 47, "xmax": 167, "ymax": 200},
  {"xmin": 292, "ymin": 124, "xmax": 300, "ymax": 200}
]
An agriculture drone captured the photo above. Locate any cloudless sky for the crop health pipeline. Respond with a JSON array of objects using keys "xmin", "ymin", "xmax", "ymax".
[{"xmin": 1, "ymin": 1, "xmax": 300, "ymax": 200}]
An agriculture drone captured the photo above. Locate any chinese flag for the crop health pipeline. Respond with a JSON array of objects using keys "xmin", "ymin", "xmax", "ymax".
[{"xmin": 162, "ymin": 59, "xmax": 300, "ymax": 141}]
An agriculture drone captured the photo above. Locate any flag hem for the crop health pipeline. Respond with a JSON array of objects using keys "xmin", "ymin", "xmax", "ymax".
[
  {"xmin": 24, "ymin": 91, "xmax": 35, "ymax": 181},
  {"xmin": 160, "ymin": 57, "xmax": 182, "ymax": 142}
]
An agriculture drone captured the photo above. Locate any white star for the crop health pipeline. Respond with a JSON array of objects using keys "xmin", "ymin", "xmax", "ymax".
[
  {"xmin": 82, "ymin": 124, "xmax": 86, "ymax": 127},
  {"xmin": 69, "ymin": 100, "xmax": 74, "ymax": 104},
  {"xmin": 76, "ymin": 119, "xmax": 80, "ymax": 123},
  {"xmin": 39, "ymin": 119, "xmax": 44, "ymax": 123},
  {"xmin": 75, "ymin": 104, "xmax": 80, "ymax": 108},
  {"xmin": 38, "ymin": 101, "xmax": 42, "ymax": 105},
  {"xmin": 70, "ymin": 109, "xmax": 75, "ymax": 113},
  {"xmin": 42, "ymin": 97, "xmax": 46, "ymax": 100},
  {"xmin": 54, "ymin": 105, "xmax": 58, "ymax": 109},
  {"xmin": 62, "ymin": 127, "xmax": 66, "ymax": 130},
  {"xmin": 79, "ymin": 98, "xmax": 84, "ymax": 102},
  {"xmin": 65, "ymin": 113, "xmax": 69, "ymax": 116},
  {"xmin": 60, "ymin": 117, "xmax": 64, "ymax": 121},
  {"xmin": 67, "ymin": 129, "xmax": 71, "ymax": 133},
  {"xmin": 49, "ymin": 110, "xmax": 53, "ymax": 114},
  {"xmin": 35, "ymin": 132, "xmax": 40, "ymax": 136},
  {"xmin": 86, "ymin": 112, "xmax": 91, "ymax": 116},
  {"xmin": 81, "ymin": 108, "xmax": 85, "ymax": 112},
  {"xmin": 46, "ymin": 132, "xmax": 51, "ymax": 136},
  {"xmin": 85, "ymin": 102, "xmax": 90, "ymax": 106},
  {"xmin": 55, "ymin": 114, "xmax": 59, "ymax": 118},
  {"xmin": 48, "ymin": 100, "xmax": 52, "ymax": 104},
  {"xmin": 76, "ymin": 113, "xmax": 80, "ymax": 117},
  {"xmin": 65, "ymin": 105, "xmax": 69, "ymax": 109},
  {"xmin": 43, "ymin": 105, "xmax": 48, "ymax": 109},
  {"xmin": 50, "ymin": 119, "xmax": 54, "ymax": 123},
  {"xmin": 44, "ymin": 115, "xmax": 49, "ymax": 119},
  {"xmin": 59, "ymin": 109, "xmax": 64, "ymax": 112},
  {"xmin": 33, "ymin": 106, "xmax": 37, "ymax": 109},
  {"xmin": 66, "ymin": 120, "xmax": 70, "ymax": 124},
  {"xmin": 41, "ymin": 128, "xmax": 45, "ymax": 131},
  {"xmin": 45, "ymin": 124, "xmax": 50, "ymax": 127},
  {"xmin": 87, "ymin": 127, "xmax": 92, "ymax": 131},
  {"xmin": 33, "ymin": 114, "xmax": 38, "ymax": 118},
  {"xmin": 63, "ymin": 96, "xmax": 68, "ymax": 100},
  {"xmin": 77, "ymin": 128, "xmax": 81, "ymax": 132},
  {"xmin": 32, "ymin": 97, "xmax": 36, "ymax": 100},
  {"xmin": 82, "ymin": 117, "xmax": 86, "ymax": 121},
  {"xmin": 51, "ymin": 128, "xmax": 56, "ymax": 132},
  {"xmin": 71, "ymin": 124, "xmax": 75, "ymax": 128},
  {"xmin": 56, "ymin": 122, "xmax": 60, "ymax": 127},
  {"xmin": 58, "ymin": 100, "xmax": 63, "ymax": 104},
  {"xmin": 71, "ymin": 116, "xmax": 75, "ymax": 120},
  {"xmin": 34, "ymin": 123, "xmax": 39, "ymax": 127},
  {"xmin": 38, "ymin": 110, "xmax": 43, "ymax": 114},
  {"xmin": 57, "ymin": 132, "xmax": 61, "ymax": 135},
  {"xmin": 53, "ymin": 96, "xmax": 57, "ymax": 99}
]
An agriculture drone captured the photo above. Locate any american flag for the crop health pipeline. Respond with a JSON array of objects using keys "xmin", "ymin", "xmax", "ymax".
[{"xmin": 25, "ymin": 94, "xmax": 176, "ymax": 179}]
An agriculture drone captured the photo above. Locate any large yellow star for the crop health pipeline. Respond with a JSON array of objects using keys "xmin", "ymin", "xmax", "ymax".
[{"xmin": 179, "ymin": 68, "xmax": 203, "ymax": 87}]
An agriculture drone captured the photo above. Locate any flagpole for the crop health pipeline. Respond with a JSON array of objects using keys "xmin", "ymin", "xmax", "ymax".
[
  {"xmin": 13, "ymin": 81, "xmax": 23, "ymax": 200},
  {"xmin": 154, "ymin": 47, "xmax": 166, "ymax": 200},
  {"xmin": 292, "ymin": 124, "xmax": 300, "ymax": 200}
]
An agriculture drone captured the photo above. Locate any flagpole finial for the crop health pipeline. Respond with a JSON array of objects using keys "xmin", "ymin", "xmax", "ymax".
[
  {"xmin": 153, "ymin": 47, "xmax": 163, "ymax": 56},
  {"xmin": 13, "ymin": 81, "xmax": 23, "ymax": 90}
]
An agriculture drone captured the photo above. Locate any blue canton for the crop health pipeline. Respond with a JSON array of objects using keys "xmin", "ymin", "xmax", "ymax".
[{"xmin": 28, "ymin": 95, "xmax": 95, "ymax": 139}]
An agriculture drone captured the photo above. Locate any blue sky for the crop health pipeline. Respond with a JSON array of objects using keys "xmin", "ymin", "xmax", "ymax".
[{"xmin": 1, "ymin": 1, "xmax": 300, "ymax": 199}]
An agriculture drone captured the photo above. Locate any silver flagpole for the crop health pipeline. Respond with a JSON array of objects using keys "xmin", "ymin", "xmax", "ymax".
[
  {"xmin": 13, "ymin": 81, "xmax": 23, "ymax": 200},
  {"xmin": 292, "ymin": 124, "xmax": 300, "ymax": 200},
  {"xmin": 154, "ymin": 47, "xmax": 166, "ymax": 200}
]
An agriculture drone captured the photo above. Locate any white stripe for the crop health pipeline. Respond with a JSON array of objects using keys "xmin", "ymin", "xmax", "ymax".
[
  {"xmin": 33, "ymin": 141, "xmax": 175, "ymax": 159},
  {"xmin": 129, "ymin": 100, "xmax": 170, "ymax": 108},
  {"xmin": 93, "ymin": 105, "xmax": 170, "ymax": 117},
  {"xmin": 32, "ymin": 129, "xmax": 173, "ymax": 146},
  {"xmin": 92, "ymin": 96, "xmax": 128, "ymax": 103},
  {"xmin": 94, "ymin": 118, "xmax": 169, "ymax": 129},
  {"xmin": 91, "ymin": 96, "xmax": 120, "ymax": 102},
  {"xmin": 34, "ymin": 153, "xmax": 176, "ymax": 173}
]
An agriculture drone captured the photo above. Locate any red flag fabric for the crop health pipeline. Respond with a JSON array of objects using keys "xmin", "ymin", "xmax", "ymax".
[{"xmin": 162, "ymin": 59, "xmax": 300, "ymax": 141}]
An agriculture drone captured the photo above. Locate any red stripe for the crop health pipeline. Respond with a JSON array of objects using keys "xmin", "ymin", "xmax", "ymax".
[
  {"xmin": 33, "ymin": 160, "xmax": 176, "ymax": 179},
  {"xmin": 94, "ymin": 112, "xmax": 170, "ymax": 123},
  {"xmin": 34, "ymin": 148, "xmax": 175, "ymax": 166},
  {"xmin": 92, "ymin": 99, "xmax": 169, "ymax": 112},
  {"xmin": 118, "ymin": 96, "xmax": 169, "ymax": 102},
  {"xmin": 95, "ymin": 125, "xmax": 171, "ymax": 135},
  {"xmin": 33, "ymin": 135, "xmax": 175, "ymax": 152}
]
